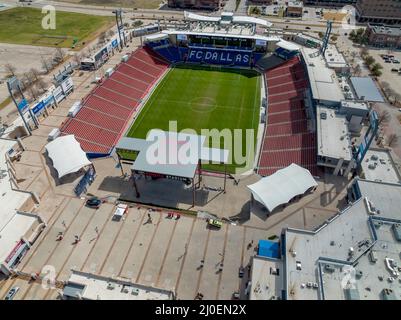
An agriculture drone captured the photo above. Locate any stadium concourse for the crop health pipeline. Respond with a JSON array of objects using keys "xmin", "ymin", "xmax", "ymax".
[
  {"xmin": 60, "ymin": 47, "xmax": 169, "ymax": 155},
  {"xmin": 257, "ymin": 56, "xmax": 319, "ymax": 176}
]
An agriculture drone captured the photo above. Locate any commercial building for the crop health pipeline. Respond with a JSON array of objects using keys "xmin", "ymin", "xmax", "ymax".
[
  {"xmin": 168, "ymin": 0, "xmax": 223, "ymax": 10},
  {"xmin": 360, "ymin": 148, "xmax": 401, "ymax": 184},
  {"xmin": 364, "ymin": 23, "xmax": 401, "ymax": 49},
  {"xmin": 286, "ymin": 1, "xmax": 304, "ymax": 17},
  {"xmin": 356, "ymin": 0, "xmax": 401, "ymax": 24},
  {"xmin": 63, "ymin": 270, "xmax": 175, "ymax": 300},
  {"xmin": 316, "ymin": 105, "xmax": 354, "ymax": 175}
]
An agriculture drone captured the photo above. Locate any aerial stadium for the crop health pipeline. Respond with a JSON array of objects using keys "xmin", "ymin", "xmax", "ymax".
[{"xmin": 60, "ymin": 11, "xmax": 310, "ymax": 177}]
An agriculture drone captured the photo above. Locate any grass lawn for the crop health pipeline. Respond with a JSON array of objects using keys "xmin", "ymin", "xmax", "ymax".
[
  {"xmin": 0, "ymin": 7, "xmax": 114, "ymax": 48},
  {"xmin": 123, "ymin": 65, "xmax": 261, "ymax": 173}
]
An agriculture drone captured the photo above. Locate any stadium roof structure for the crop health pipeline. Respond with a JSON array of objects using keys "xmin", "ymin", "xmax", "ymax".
[
  {"xmin": 116, "ymin": 131, "xmax": 229, "ymax": 206},
  {"xmin": 276, "ymin": 39, "xmax": 300, "ymax": 51},
  {"xmin": 162, "ymin": 30, "xmax": 280, "ymax": 42},
  {"xmin": 349, "ymin": 77, "xmax": 384, "ymax": 102},
  {"xmin": 184, "ymin": 11, "xmax": 273, "ymax": 28},
  {"xmin": 247, "ymin": 163, "xmax": 317, "ymax": 212},
  {"xmin": 45, "ymin": 135, "xmax": 92, "ymax": 179}
]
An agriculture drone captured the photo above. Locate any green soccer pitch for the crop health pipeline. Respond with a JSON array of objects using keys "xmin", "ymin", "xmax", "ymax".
[{"xmin": 124, "ymin": 65, "xmax": 261, "ymax": 173}]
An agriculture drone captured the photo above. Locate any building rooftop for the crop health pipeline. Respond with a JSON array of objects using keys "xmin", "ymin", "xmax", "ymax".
[
  {"xmin": 316, "ymin": 105, "xmax": 352, "ymax": 161},
  {"xmin": 284, "ymin": 197, "xmax": 401, "ymax": 300},
  {"xmin": 301, "ymin": 47, "xmax": 345, "ymax": 103},
  {"xmin": 354, "ymin": 179, "xmax": 401, "ymax": 220},
  {"xmin": 369, "ymin": 23, "xmax": 401, "ymax": 37},
  {"xmin": 349, "ymin": 77, "xmax": 384, "ymax": 103},
  {"xmin": 324, "ymin": 45, "xmax": 348, "ymax": 69},
  {"xmin": 361, "ymin": 149, "xmax": 401, "ymax": 184},
  {"xmin": 288, "ymin": 1, "xmax": 304, "ymax": 8},
  {"xmin": 64, "ymin": 271, "xmax": 174, "ymax": 300},
  {"xmin": 340, "ymin": 100, "xmax": 369, "ymax": 112},
  {"xmin": 250, "ymin": 256, "xmax": 284, "ymax": 300}
]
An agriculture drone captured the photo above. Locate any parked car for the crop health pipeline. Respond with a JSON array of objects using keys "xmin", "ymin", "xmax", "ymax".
[
  {"xmin": 393, "ymin": 59, "xmax": 400, "ymax": 64},
  {"xmin": 391, "ymin": 68, "xmax": 399, "ymax": 72},
  {"xmin": 4, "ymin": 287, "xmax": 19, "ymax": 300},
  {"xmin": 112, "ymin": 203, "xmax": 128, "ymax": 221},
  {"xmin": 239, "ymin": 266, "xmax": 245, "ymax": 278},
  {"xmin": 305, "ymin": 26, "xmax": 311, "ymax": 30},
  {"xmin": 207, "ymin": 218, "xmax": 222, "ymax": 229},
  {"xmin": 85, "ymin": 196, "xmax": 102, "ymax": 209}
]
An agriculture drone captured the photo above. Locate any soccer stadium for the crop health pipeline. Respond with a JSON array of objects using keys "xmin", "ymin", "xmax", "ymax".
[{"xmin": 60, "ymin": 11, "xmax": 309, "ymax": 176}]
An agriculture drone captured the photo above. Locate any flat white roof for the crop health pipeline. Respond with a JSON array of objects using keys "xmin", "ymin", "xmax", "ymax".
[
  {"xmin": 144, "ymin": 33, "xmax": 169, "ymax": 41},
  {"xmin": 356, "ymin": 179, "xmax": 401, "ymax": 220},
  {"xmin": 316, "ymin": 106, "xmax": 352, "ymax": 161},
  {"xmin": 301, "ymin": 47, "xmax": 345, "ymax": 103},
  {"xmin": 340, "ymin": 100, "xmax": 369, "ymax": 111},
  {"xmin": 184, "ymin": 11, "xmax": 273, "ymax": 27},
  {"xmin": 276, "ymin": 39, "xmax": 300, "ymax": 51},
  {"xmin": 361, "ymin": 149, "xmax": 401, "ymax": 184},
  {"xmin": 66, "ymin": 271, "xmax": 173, "ymax": 300},
  {"xmin": 285, "ymin": 199, "xmax": 373, "ymax": 300},
  {"xmin": 250, "ymin": 256, "xmax": 283, "ymax": 300},
  {"xmin": 324, "ymin": 45, "xmax": 348, "ymax": 69},
  {"xmin": 0, "ymin": 212, "xmax": 37, "ymax": 263},
  {"xmin": 0, "ymin": 139, "xmax": 30, "ymax": 230}
]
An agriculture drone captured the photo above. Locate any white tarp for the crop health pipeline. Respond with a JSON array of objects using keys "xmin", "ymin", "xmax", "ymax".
[
  {"xmin": 45, "ymin": 135, "xmax": 91, "ymax": 178},
  {"xmin": 248, "ymin": 164, "xmax": 317, "ymax": 212},
  {"xmin": 276, "ymin": 40, "xmax": 300, "ymax": 51}
]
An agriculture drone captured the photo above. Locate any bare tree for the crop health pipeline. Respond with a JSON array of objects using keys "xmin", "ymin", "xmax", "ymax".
[
  {"xmin": 54, "ymin": 48, "xmax": 65, "ymax": 62},
  {"xmin": 108, "ymin": 30, "xmax": 115, "ymax": 38},
  {"xmin": 41, "ymin": 56, "xmax": 51, "ymax": 74},
  {"xmin": 360, "ymin": 47, "xmax": 369, "ymax": 58},
  {"xmin": 393, "ymin": 92, "xmax": 401, "ymax": 105},
  {"xmin": 36, "ymin": 78, "xmax": 48, "ymax": 93},
  {"xmin": 354, "ymin": 64, "xmax": 361, "ymax": 76},
  {"xmin": 30, "ymin": 68, "xmax": 41, "ymax": 82},
  {"xmin": 381, "ymin": 81, "xmax": 390, "ymax": 94},
  {"xmin": 27, "ymin": 85, "xmax": 39, "ymax": 100},
  {"xmin": 4, "ymin": 63, "xmax": 17, "ymax": 76},
  {"xmin": 72, "ymin": 52, "xmax": 82, "ymax": 66},
  {"xmin": 22, "ymin": 71, "xmax": 35, "ymax": 87},
  {"xmin": 387, "ymin": 133, "xmax": 399, "ymax": 147},
  {"xmin": 98, "ymin": 31, "xmax": 107, "ymax": 45},
  {"xmin": 377, "ymin": 110, "xmax": 391, "ymax": 125}
]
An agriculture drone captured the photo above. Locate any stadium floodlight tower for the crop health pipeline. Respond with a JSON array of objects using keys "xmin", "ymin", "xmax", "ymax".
[
  {"xmin": 7, "ymin": 77, "xmax": 38, "ymax": 135},
  {"xmin": 113, "ymin": 8, "xmax": 126, "ymax": 50},
  {"xmin": 320, "ymin": 20, "xmax": 332, "ymax": 56}
]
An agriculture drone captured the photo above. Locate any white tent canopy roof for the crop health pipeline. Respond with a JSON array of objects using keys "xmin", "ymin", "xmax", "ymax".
[
  {"xmin": 45, "ymin": 135, "xmax": 92, "ymax": 178},
  {"xmin": 247, "ymin": 164, "xmax": 317, "ymax": 212},
  {"xmin": 276, "ymin": 39, "xmax": 300, "ymax": 51}
]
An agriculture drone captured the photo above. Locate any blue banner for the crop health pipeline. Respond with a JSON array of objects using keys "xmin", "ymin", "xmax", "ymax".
[
  {"xmin": 32, "ymin": 101, "xmax": 45, "ymax": 115},
  {"xmin": 17, "ymin": 99, "xmax": 28, "ymax": 112}
]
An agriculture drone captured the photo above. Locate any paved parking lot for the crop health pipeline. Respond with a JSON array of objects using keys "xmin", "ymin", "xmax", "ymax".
[{"xmin": 0, "ymin": 199, "xmax": 276, "ymax": 300}]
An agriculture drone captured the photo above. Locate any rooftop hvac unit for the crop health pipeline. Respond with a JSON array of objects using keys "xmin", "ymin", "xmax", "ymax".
[{"xmin": 107, "ymin": 283, "xmax": 115, "ymax": 290}]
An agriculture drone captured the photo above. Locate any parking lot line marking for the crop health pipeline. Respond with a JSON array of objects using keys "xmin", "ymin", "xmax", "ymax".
[
  {"xmin": 98, "ymin": 209, "xmax": 132, "ymax": 275},
  {"xmin": 79, "ymin": 205, "xmax": 117, "ymax": 272},
  {"xmin": 134, "ymin": 212, "xmax": 162, "ymax": 283},
  {"xmin": 174, "ymin": 218, "xmax": 196, "ymax": 294},
  {"xmin": 154, "ymin": 218, "xmax": 178, "ymax": 287},
  {"xmin": 215, "ymin": 223, "xmax": 229, "ymax": 299},
  {"xmin": 117, "ymin": 209, "xmax": 147, "ymax": 277},
  {"xmin": 193, "ymin": 228, "xmax": 211, "ymax": 298}
]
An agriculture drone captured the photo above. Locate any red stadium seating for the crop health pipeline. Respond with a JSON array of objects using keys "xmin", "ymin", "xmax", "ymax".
[
  {"xmin": 60, "ymin": 47, "xmax": 169, "ymax": 155},
  {"xmin": 258, "ymin": 57, "xmax": 318, "ymax": 177}
]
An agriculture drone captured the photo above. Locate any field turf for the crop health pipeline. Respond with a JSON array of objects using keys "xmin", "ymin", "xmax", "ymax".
[
  {"xmin": 0, "ymin": 7, "xmax": 114, "ymax": 48},
  {"xmin": 125, "ymin": 65, "xmax": 261, "ymax": 173}
]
